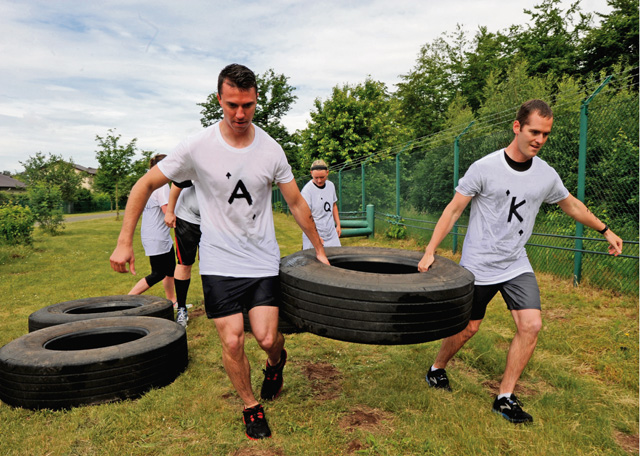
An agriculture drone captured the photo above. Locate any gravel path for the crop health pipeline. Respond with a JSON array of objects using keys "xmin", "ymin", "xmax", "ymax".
[{"xmin": 64, "ymin": 212, "xmax": 121, "ymax": 222}]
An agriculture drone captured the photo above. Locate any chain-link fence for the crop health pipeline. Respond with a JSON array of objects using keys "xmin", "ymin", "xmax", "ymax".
[{"xmin": 277, "ymin": 78, "xmax": 638, "ymax": 296}]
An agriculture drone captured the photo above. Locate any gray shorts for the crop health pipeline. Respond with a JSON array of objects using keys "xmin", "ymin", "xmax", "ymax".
[{"xmin": 471, "ymin": 272, "xmax": 541, "ymax": 320}]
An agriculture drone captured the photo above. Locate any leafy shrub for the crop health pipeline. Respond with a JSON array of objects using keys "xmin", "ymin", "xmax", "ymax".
[
  {"xmin": 0, "ymin": 203, "xmax": 35, "ymax": 245},
  {"xmin": 28, "ymin": 183, "xmax": 65, "ymax": 235},
  {"xmin": 0, "ymin": 191, "xmax": 29, "ymax": 207},
  {"xmin": 384, "ymin": 215, "xmax": 407, "ymax": 239}
]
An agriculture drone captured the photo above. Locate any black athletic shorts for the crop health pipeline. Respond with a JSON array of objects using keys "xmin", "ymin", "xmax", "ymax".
[
  {"xmin": 147, "ymin": 246, "xmax": 176, "ymax": 279},
  {"xmin": 175, "ymin": 217, "xmax": 201, "ymax": 266},
  {"xmin": 470, "ymin": 272, "xmax": 541, "ymax": 320},
  {"xmin": 201, "ymin": 275, "xmax": 280, "ymax": 319}
]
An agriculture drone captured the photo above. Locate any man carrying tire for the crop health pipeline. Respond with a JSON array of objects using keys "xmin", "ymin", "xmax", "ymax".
[
  {"xmin": 110, "ymin": 64, "xmax": 329, "ymax": 440},
  {"xmin": 418, "ymin": 99, "xmax": 623, "ymax": 424}
]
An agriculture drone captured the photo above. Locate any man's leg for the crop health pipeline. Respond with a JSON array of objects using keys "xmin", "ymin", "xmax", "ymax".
[
  {"xmin": 162, "ymin": 276, "xmax": 176, "ymax": 303},
  {"xmin": 128, "ymin": 277, "xmax": 150, "ymax": 295},
  {"xmin": 174, "ymin": 264, "xmax": 192, "ymax": 326},
  {"xmin": 432, "ymin": 319, "xmax": 483, "ymax": 370},
  {"xmin": 250, "ymin": 305, "xmax": 287, "ymax": 401},
  {"xmin": 249, "ymin": 305, "xmax": 284, "ymax": 365},
  {"xmin": 213, "ymin": 313, "xmax": 259, "ymax": 408},
  {"xmin": 500, "ymin": 308, "xmax": 541, "ymax": 394}
]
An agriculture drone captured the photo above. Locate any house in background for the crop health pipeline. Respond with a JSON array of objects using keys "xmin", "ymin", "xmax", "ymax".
[
  {"xmin": 0, "ymin": 174, "xmax": 26, "ymax": 192},
  {"xmin": 73, "ymin": 164, "xmax": 98, "ymax": 190}
]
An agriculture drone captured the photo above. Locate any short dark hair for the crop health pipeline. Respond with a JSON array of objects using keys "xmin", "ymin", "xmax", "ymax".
[
  {"xmin": 516, "ymin": 99, "xmax": 553, "ymax": 126},
  {"xmin": 149, "ymin": 154, "xmax": 167, "ymax": 169},
  {"xmin": 217, "ymin": 64, "xmax": 257, "ymax": 95}
]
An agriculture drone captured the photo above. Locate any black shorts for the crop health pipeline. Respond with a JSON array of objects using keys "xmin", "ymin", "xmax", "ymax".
[
  {"xmin": 145, "ymin": 247, "xmax": 176, "ymax": 286},
  {"xmin": 175, "ymin": 218, "xmax": 201, "ymax": 266},
  {"xmin": 201, "ymin": 275, "xmax": 280, "ymax": 319},
  {"xmin": 470, "ymin": 272, "xmax": 541, "ymax": 320}
]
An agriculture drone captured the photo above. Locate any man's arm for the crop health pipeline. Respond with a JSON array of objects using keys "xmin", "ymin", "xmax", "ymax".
[
  {"xmin": 333, "ymin": 202, "xmax": 342, "ymax": 237},
  {"xmin": 557, "ymin": 194, "xmax": 623, "ymax": 256},
  {"xmin": 110, "ymin": 166, "xmax": 171, "ymax": 274},
  {"xmin": 418, "ymin": 192, "xmax": 472, "ymax": 272},
  {"xmin": 164, "ymin": 184, "xmax": 183, "ymax": 228},
  {"xmin": 278, "ymin": 179, "xmax": 329, "ymax": 265}
]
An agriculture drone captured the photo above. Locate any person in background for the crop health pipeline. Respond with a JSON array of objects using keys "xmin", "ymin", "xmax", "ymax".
[
  {"xmin": 164, "ymin": 180, "xmax": 200, "ymax": 328},
  {"xmin": 127, "ymin": 154, "xmax": 177, "ymax": 305},
  {"xmin": 300, "ymin": 159, "xmax": 341, "ymax": 250},
  {"xmin": 418, "ymin": 99, "xmax": 623, "ymax": 424}
]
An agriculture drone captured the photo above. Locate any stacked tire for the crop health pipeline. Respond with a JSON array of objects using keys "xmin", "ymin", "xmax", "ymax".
[
  {"xmin": 0, "ymin": 296, "xmax": 188, "ymax": 410},
  {"xmin": 279, "ymin": 247, "xmax": 474, "ymax": 345}
]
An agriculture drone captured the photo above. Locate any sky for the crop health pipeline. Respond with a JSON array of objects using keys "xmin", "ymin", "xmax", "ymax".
[{"xmin": 0, "ymin": 0, "xmax": 613, "ymax": 174}]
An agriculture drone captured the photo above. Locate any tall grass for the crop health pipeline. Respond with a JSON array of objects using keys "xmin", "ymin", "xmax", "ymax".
[{"xmin": 0, "ymin": 214, "xmax": 637, "ymax": 456}]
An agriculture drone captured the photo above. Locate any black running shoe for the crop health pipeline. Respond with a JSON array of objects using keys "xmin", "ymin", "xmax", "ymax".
[
  {"xmin": 261, "ymin": 349, "xmax": 287, "ymax": 400},
  {"xmin": 492, "ymin": 394, "xmax": 533, "ymax": 424},
  {"xmin": 426, "ymin": 368, "xmax": 452, "ymax": 391},
  {"xmin": 242, "ymin": 404, "xmax": 271, "ymax": 440}
]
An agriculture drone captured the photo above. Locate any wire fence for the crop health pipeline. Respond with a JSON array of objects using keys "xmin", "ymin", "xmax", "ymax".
[{"xmin": 279, "ymin": 73, "xmax": 639, "ymax": 296}]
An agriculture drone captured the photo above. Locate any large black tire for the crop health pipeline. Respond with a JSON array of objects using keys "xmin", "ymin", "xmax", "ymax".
[
  {"xmin": 0, "ymin": 317, "xmax": 188, "ymax": 410},
  {"xmin": 279, "ymin": 247, "xmax": 475, "ymax": 345},
  {"xmin": 28, "ymin": 295, "xmax": 174, "ymax": 332}
]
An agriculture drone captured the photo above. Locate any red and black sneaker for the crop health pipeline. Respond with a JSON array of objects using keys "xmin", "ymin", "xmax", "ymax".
[
  {"xmin": 260, "ymin": 349, "xmax": 287, "ymax": 400},
  {"xmin": 242, "ymin": 404, "xmax": 271, "ymax": 440}
]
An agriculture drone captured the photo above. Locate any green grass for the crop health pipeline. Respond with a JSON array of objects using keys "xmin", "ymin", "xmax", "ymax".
[{"xmin": 0, "ymin": 213, "xmax": 637, "ymax": 455}]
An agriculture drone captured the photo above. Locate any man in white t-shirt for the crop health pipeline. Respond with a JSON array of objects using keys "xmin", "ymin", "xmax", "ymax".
[
  {"xmin": 127, "ymin": 154, "xmax": 176, "ymax": 304},
  {"xmin": 418, "ymin": 99, "xmax": 623, "ymax": 424},
  {"xmin": 110, "ymin": 64, "xmax": 328, "ymax": 441},
  {"xmin": 300, "ymin": 159, "xmax": 341, "ymax": 250}
]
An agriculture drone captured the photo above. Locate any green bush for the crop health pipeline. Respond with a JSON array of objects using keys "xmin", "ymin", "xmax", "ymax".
[
  {"xmin": 0, "ymin": 191, "xmax": 29, "ymax": 207},
  {"xmin": 0, "ymin": 203, "xmax": 35, "ymax": 245},
  {"xmin": 28, "ymin": 183, "xmax": 65, "ymax": 235},
  {"xmin": 384, "ymin": 215, "xmax": 407, "ymax": 239}
]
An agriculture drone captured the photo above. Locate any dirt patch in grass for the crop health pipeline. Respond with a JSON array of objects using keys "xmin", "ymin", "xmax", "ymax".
[
  {"xmin": 232, "ymin": 448, "xmax": 285, "ymax": 456},
  {"xmin": 544, "ymin": 308, "xmax": 570, "ymax": 322},
  {"xmin": 346, "ymin": 439, "xmax": 365, "ymax": 453},
  {"xmin": 189, "ymin": 307, "xmax": 206, "ymax": 319},
  {"xmin": 301, "ymin": 361, "xmax": 342, "ymax": 400},
  {"xmin": 339, "ymin": 405, "xmax": 394, "ymax": 434},
  {"xmin": 613, "ymin": 430, "xmax": 639, "ymax": 454}
]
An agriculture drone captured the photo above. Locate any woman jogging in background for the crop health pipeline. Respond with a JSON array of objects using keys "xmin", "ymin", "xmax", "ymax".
[
  {"xmin": 300, "ymin": 159, "xmax": 341, "ymax": 250},
  {"xmin": 127, "ymin": 154, "xmax": 176, "ymax": 304}
]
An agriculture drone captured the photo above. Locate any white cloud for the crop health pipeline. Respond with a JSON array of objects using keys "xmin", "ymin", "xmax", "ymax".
[{"xmin": 0, "ymin": 0, "xmax": 612, "ymax": 173}]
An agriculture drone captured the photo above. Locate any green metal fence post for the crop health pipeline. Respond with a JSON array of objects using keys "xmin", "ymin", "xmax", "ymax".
[
  {"xmin": 396, "ymin": 153, "xmax": 401, "ymax": 218},
  {"xmin": 452, "ymin": 121, "xmax": 474, "ymax": 254},
  {"xmin": 573, "ymin": 75, "xmax": 612, "ymax": 286},
  {"xmin": 338, "ymin": 163, "xmax": 348, "ymax": 213},
  {"xmin": 362, "ymin": 156, "xmax": 372, "ymax": 211},
  {"xmin": 366, "ymin": 204, "xmax": 375, "ymax": 238}
]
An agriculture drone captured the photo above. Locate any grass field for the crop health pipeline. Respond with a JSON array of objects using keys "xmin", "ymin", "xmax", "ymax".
[{"xmin": 0, "ymin": 212, "xmax": 637, "ymax": 456}]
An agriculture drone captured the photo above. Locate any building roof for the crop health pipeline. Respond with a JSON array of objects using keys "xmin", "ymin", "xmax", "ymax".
[
  {"xmin": 0, "ymin": 174, "xmax": 26, "ymax": 189},
  {"xmin": 73, "ymin": 164, "xmax": 98, "ymax": 175}
]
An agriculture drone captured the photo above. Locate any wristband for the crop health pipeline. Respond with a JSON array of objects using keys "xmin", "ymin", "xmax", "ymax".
[{"xmin": 598, "ymin": 224, "xmax": 609, "ymax": 235}]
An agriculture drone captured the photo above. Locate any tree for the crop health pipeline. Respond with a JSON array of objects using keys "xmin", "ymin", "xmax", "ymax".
[
  {"xmin": 300, "ymin": 78, "xmax": 409, "ymax": 169},
  {"xmin": 396, "ymin": 37, "xmax": 456, "ymax": 139},
  {"xmin": 579, "ymin": 0, "xmax": 639, "ymax": 78},
  {"xmin": 198, "ymin": 69, "xmax": 303, "ymax": 175},
  {"xmin": 19, "ymin": 152, "xmax": 83, "ymax": 202},
  {"xmin": 460, "ymin": 26, "xmax": 513, "ymax": 112},
  {"xmin": 511, "ymin": 0, "xmax": 591, "ymax": 79},
  {"xmin": 94, "ymin": 129, "xmax": 137, "ymax": 219}
]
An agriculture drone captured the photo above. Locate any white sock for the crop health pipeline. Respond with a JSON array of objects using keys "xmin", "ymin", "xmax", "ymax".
[
  {"xmin": 498, "ymin": 393, "xmax": 512, "ymax": 400},
  {"xmin": 430, "ymin": 365, "xmax": 440, "ymax": 372}
]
